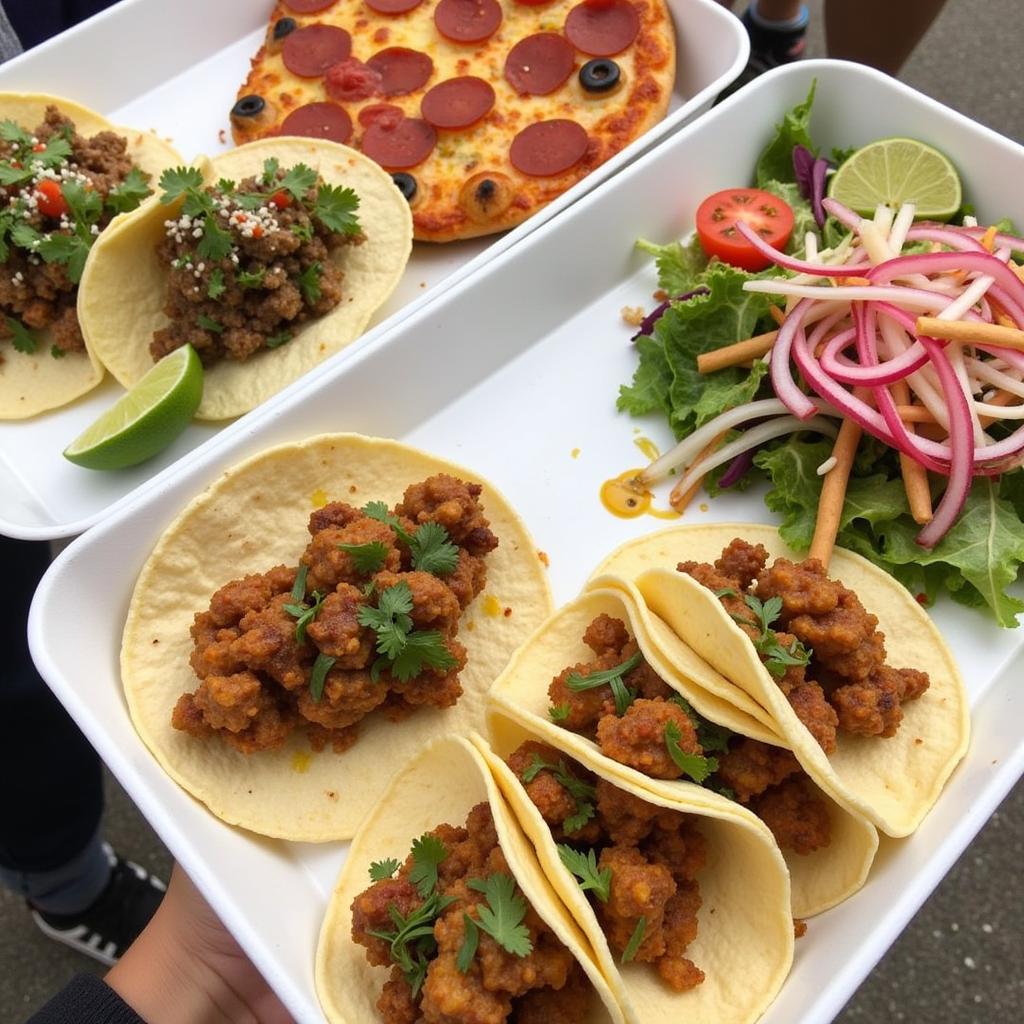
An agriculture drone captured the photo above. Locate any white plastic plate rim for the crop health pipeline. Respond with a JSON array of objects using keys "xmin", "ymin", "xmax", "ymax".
[
  {"xmin": 0, "ymin": 0, "xmax": 747, "ymax": 540},
  {"xmin": 28, "ymin": 61, "xmax": 1024, "ymax": 1024}
]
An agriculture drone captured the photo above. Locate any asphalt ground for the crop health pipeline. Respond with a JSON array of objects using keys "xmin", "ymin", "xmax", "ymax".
[{"xmin": 3, "ymin": 0, "xmax": 1022, "ymax": 1020}]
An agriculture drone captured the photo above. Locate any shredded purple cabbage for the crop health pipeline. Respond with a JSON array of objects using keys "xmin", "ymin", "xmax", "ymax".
[
  {"xmin": 631, "ymin": 286, "xmax": 709, "ymax": 341},
  {"xmin": 792, "ymin": 144, "xmax": 830, "ymax": 229}
]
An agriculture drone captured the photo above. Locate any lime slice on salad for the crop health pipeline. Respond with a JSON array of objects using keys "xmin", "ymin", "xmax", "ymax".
[
  {"xmin": 64, "ymin": 345, "xmax": 203, "ymax": 470},
  {"xmin": 828, "ymin": 137, "xmax": 962, "ymax": 221}
]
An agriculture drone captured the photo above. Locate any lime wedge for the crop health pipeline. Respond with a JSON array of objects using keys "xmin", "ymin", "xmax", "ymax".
[
  {"xmin": 64, "ymin": 345, "xmax": 203, "ymax": 470},
  {"xmin": 828, "ymin": 137, "xmax": 962, "ymax": 221}
]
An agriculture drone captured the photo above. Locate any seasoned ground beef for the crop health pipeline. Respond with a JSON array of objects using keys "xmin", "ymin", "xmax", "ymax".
[
  {"xmin": 679, "ymin": 539, "xmax": 930, "ymax": 742},
  {"xmin": 350, "ymin": 802, "xmax": 591, "ymax": 1024},
  {"xmin": 0, "ymin": 106, "xmax": 149, "ymax": 357},
  {"xmin": 151, "ymin": 164, "xmax": 362, "ymax": 364},
  {"xmin": 171, "ymin": 475, "xmax": 494, "ymax": 754},
  {"xmin": 509, "ymin": 742, "xmax": 706, "ymax": 993}
]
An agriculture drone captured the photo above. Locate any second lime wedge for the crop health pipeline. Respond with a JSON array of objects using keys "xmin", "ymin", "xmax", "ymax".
[
  {"xmin": 64, "ymin": 344, "xmax": 203, "ymax": 470},
  {"xmin": 828, "ymin": 137, "xmax": 962, "ymax": 221}
]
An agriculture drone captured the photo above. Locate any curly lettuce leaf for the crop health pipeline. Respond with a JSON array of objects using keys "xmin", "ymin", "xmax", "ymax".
[
  {"xmin": 635, "ymin": 235, "xmax": 709, "ymax": 297},
  {"xmin": 617, "ymin": 333, "xmax": 674, "ymax": 418},
  {"xmin": 755, "ymin": 82, "xmax": 817, "ymax": 187},
  {"xmin": 760, "ymin": 179, "xmax": 818, "ymax": 254}
]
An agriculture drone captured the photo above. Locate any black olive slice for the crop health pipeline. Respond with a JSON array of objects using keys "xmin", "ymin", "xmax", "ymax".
[
  {"xmin": 579, "ymin": 59, "xmax": 621, "ymax": 93},
  {"xmin": 392, "ymin": 173, "xmax": 417, "ymax": 202},
  {"xmin": 273, "ymin": 17, "xmax": 298, "ymax": 40},
  {"xmin": 232, "ymin": 95, "xmax": 267, "ymax": 119}
]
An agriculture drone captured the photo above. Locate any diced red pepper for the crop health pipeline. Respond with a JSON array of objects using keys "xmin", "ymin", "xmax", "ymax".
[{"xmin": 36, "ymin": 179, "xmax": 69, "ymax": 219}]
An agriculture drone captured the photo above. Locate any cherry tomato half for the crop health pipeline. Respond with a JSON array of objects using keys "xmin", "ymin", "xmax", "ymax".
[
  {"xmin": 695, "ymin": 187, "xmax": 795, "ymax": 272},
  {"xmin": 269, "ymin": 189, "xmax": 292, "ymax": 209},
  {"xmin": 35, "ymin": 179, "xmax": 69, "ymax": 219}
]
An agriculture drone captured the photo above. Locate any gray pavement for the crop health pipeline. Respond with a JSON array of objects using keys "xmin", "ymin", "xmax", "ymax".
[{"xmin": 3, "ymin": 0, "xmax": 1022, "ymax": 1020}]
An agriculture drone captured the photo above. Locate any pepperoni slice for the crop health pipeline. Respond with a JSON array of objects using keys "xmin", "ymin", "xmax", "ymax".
[
  {"xmin": 284, "ymin": 0, "xmax": 338, "ymax": 12},
  {"xmin": 326, "ymin": 58, "xmax": 384, "ymax": 101},
  {"xmin": 365, "ymin": 0, "xmax": 423, "ymax": 12},
  {"xmin": 366, "ymin": 48, "xmax": 434, "ymax": 96},
  {"xmin": 421, "ymin": 77, "xmax": 495, "ymax": 130},
  {"xmin": 504, "ymin": 33, "xmax": 576, "ymax": 96},
  {"xmin": 280, "ymin": 102, "xmax": 353, "ymax": 143},
  {"xmin": 359, "ymin": 103, "xmax": 405, "ymax": 129},
  {"xmin": 509, "ymin": 119, "xmax": 589, "ymax": 177},
  {"xmin": 434, "ymin": 0, "xmax": 503, "ymax": 44},
  {"xmin": 564, "ymin": 0, "xmax": 639, "ymax": 57},
  {"xmin": 282, "ymin": 24, "xmax": 352, "ymax": 77},
  {"xmin": 360, "ymin": 116, "xmax": 437, "ymax": 169}
]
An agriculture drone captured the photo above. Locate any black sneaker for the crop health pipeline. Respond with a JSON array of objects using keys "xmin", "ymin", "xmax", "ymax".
[
  {"xmin": 718, "ymin": 3, "xmax": 808, "ymax": 100},
  {"xmin": 30, "ymin": 844, "xmax": 166, "ymax": 965}
]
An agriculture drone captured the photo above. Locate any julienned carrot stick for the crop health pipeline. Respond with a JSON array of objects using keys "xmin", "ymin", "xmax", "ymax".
[
  {"xmin": 892, "ymin": 380, "xmax": 933, "ymax": 525},
  {"xmin": 916, "ymin": 317, "xmax": 1024, "ymax": 351},
  {"xmin": 769, "ymin": 305, "xmax": 786, "ymax": 327},
  {"xmin": 668, "ymin": 433, "xmax": 726, "ymax": 512},
  {"xmin": 697, "ymin": 331, "xmax": 778, "ymax": 374},
  {"xmin": 809, "ymin": 416, "xmax": 862, "ymax": 566}
]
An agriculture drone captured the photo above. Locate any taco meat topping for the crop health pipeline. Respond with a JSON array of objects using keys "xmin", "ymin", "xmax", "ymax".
[
  {"xmin": 150, "ymin": 158, "xmax": 363, "ymax": 365},
  {"xmin": 545, "ymin": 615, "xmax": 833, "ymax": 856},
  {"xmin": 171, "ymin": 474, "xmax": 496, "ymax": 754},
  {"xmin": 678, "ymin": 538, "xmax": 930, "ymax": 743},
  {"xmin": 350, "ymin": 801, "xmax": 592, "ymax": 1023},
  {"xmin": 0, "ymin": 106, "xmax": 152, "ymax": 359},
  {"xmin": 508, "ymin": 741, "xmax": 707, "ymax": 992}
]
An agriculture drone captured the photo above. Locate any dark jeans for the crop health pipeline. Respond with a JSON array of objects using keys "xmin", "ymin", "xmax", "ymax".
[
  {"xmin": 0, "ymin": 536, "xmax": 107, "ymax": 910},
  {"xmin": 3, "ymin": 0, "xmax": 116, "ymax": 50}
]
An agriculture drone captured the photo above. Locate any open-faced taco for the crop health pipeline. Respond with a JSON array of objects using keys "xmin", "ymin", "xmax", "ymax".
[
  {"xmin": 0, "ymin": 93, "xmax": 180, "ymax": 419},
  {"xmin": 487, "ymin": 586, "xmax": 877, "ymax": 918},
  {"xmin": 592, "ymin": 524, "xmax": 969, "ymax": 838},
  {"xmin": 478, "ymin": 716, "xmax": 794, "ymax": 1024},
  {"xmin": 120, "ymin": 433, "xmax": 552, "ymax": 840},
  {"xmin": 79, "ymin": 136, "xmax": 412, "ymax": 420},
  {"xmin": 316, "ymin": 734, "xmax": 625, "ymax": 1024}
]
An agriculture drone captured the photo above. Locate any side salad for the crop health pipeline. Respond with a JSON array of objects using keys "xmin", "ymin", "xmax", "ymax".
[{"xmin": 618, "ymin": 85, "xmax": 1024, "ymax": 627}]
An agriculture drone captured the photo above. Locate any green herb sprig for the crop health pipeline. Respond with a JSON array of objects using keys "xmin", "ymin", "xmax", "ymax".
[
  {"xmin": 557, "ymin": 845, "xmax": 611, "ymax": 903},
  {"xmin": 522, "ymin": 754, "xmax": 596, "ymax": 835},
  {"xmin": 621, "ymin": 917, "xmax": 647, "ymax": 963},
  {"xmin": 664, "ymin": 720, "xmax": 718, "ymax": 784}
]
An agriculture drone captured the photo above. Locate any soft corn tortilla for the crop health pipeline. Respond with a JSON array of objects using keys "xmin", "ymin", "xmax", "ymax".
[
  {"xmin": 121, "ymin": 434, "xmax": 553, "ymax": 841},
  {"xmin": 80, "ymin": 137, "xmax": 412, "ymax": 420},
  {"xmin": 315, "ymin": 734, "xmax": 623, "ymax": 1024},
  {"xmin": 486, "ymin": 585, "xmax": 877, "ymax": 917},
  {"xmin": 479, "ymin": 716, "xmax": 794, "ymax": 1024},
  {"xmin": 0, "ymin": 93, "xmax": 181, "ymax": 419},
  {"xmin": 592, "ymin": 523, "xmax": 969, "ymax": 838}
]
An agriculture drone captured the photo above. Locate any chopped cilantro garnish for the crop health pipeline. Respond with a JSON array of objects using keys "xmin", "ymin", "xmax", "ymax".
[
  {"xmin": 407, "ymin": 521, "xmax": 459, "ymax": 576},
  {"xmin": 265, "ymin": 330, "xmax": 293, "ymax": 349},
  {"xmin": 197, "ymin": 313, "xmax": 224, "ymax": 334},
  {"xmin": 557, "ymin": 845, "xmax": 611, "ymax": 903},
  {"xmin": 197, "ymin": 218, "xmax": 233, "ymax": 262},
  {"xmin": 261, "ymin": 157, "xmax": 280, "ymax": 185},
  {"xmin": 363, "ymin": 500, "xmax": 407, "ymax": 536},
  {"xmin": 291, "ymin": 564, "xmax": 308, "ymax": 603},
  {"xmin": 456, "ymin": 915, "xmax": 480, "ymax": 973},
  {"xmin": 50, "ymin": 344, "xmax": 66, "ymax": 359},
  {"xmin": 297, "ymin": 261, "xmax": 322, "ymax": 304},
  {"xmin": 5, "ymin": 316, "xmax": 37, "ymax": 354},
  {"xmin": 731, "ymin": 594, "xmax": 813, "ymax": 678},
  {"xmin": 409, "ymin": 834, "xmax": 447, "ymax": 898},
  {"xmin": 291, "ymin": 221, "xmax": 314, "ymax": 243},
  {"xmin": 609, "ymin": 676, "xmax": 635, "ymax": 717},
  {"xmin": 0, "ymin": 119, "xmax": 31, "ymax": 146},
  {"xmin": 668, "ymin": 695, "xmax": 734, "ymax": 754},
  {"xmin": 664, "ymin": 720, "xmax": 718, "ymax": 784},
  {"xmin": 237, "ymin": 267, "xmax": 265, "ymax": 289},
  {"xmin": 467, "ymin": 874, "xmax": 532, "ymax": 958},
  {"xmin": 313, "ymin": 183, "xmax": 361, "ymax": 235},
  {"xmin": 279, "ymin": 163, "xmax": 318, "ymax": 202},
  {"xmin": 283, "ymin": 588, "xmax": 327, "ymax": 645},
  {"xmin": 338, "ymin": 540, "xmax": 389, "ymax": 575},
  {"xmin": 621, "ymin": 917, "xmax": 647, "ymax": 963},
  {"xmin": 36, "ymin": 231, "xmax": 90, "ymax": 284},
  {"xmin": 308, "ymin": 652, "xmax": 335, "ymax": 702},
  {"xmin": 548, "ymin": 703, "xmax": 570, "ymax": 722},
  {"xmin": 566, "ymin": 651, "xmax": 642, "ymax": 694},
  {"xmin": 522, "ymin": 755, "xmax": 596, "ymax": 835},
  {"xmin": 107, "ymin": 167, "xmax": 152, "ymax": 214},
  {"xmin": 207, "ymin": 267, "xmax": 226, "ymax": 300},
  {"xmin": 368, "ymin": 858, "xmax": 400, "ymax": 882},
  {"xmin": 158, "ymin": 166, "xmax": 205, "ymax": 203}
]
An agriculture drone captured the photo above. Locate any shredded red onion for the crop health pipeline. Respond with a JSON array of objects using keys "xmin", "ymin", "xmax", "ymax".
[
  {"xmin": 631, "ymin": 287, "xmax": 709, "ymax": 341},
  {"xmin": 717, "ymin": 448, "xmax": 757, "ymax": 488},
  {"xmin": 735, "ymin": 221, "xmax": 870, "ymax": 276}
]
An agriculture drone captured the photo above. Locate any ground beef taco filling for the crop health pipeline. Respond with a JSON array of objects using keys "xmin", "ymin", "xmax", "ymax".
[
  {"xmin": 152, "ymin": 158, "xmax": 362, "ymax": 364},
  {"xmin": 678, "ymin": 538, "xmax": 930, "ymax": 749},
  {"xmin": 171, "ymin": 474, "xmax": 497, "ymax": 754},
  {"xmin": 0, "ymin": 106, "xmax": 152, "ymax": 358},
  {"xmin": 350, "ymin": 801, "xmax": 593, "ymax": 1024},
  {"xmin": 544, "ymin": 613, "xmax": 832, "ymax": 856},
  {"xmin": 507, "ymin": 740, "xmax": 707, "ymax": 992}
]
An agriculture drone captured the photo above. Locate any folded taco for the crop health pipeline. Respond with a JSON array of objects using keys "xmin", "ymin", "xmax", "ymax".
[
  {"xmin": 79, "ymin": 136, "xmax": 412, "ymax": 420},
  {"xmin": 316, "ymin": 734, "xmax": 625, "ymax": 1024},
  {"xmin": 0, "ymin": 93, "xmax": 180, "ymax": 419},
  {"xmin": 487, "ymin": 586, "xmax": 876, "ymax": 918},
  {"xmin": 121, "ymin": 433, "xmax": 552, "ymax": 841},
  {"xmin": 478, "ymin": 715, "xmax": 793, "ymax": 1024},
  {"xmin": 592, "ymin": 524, "xmax": 969, "ymax": 838}
]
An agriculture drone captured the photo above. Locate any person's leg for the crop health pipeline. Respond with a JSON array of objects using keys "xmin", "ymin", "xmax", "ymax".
[{"xmin": 824, "ymin": 0, "xmax": 948, "ymax": 76}]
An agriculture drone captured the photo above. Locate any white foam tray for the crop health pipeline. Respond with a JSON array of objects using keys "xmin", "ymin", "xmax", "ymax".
[
  {"xmin": 30, "ymin": 61, "xmax": 1024, "ymax": 1024},
  {"xmin": 0, "ymin": 0, "xmax": 746, "ymax": 540}
]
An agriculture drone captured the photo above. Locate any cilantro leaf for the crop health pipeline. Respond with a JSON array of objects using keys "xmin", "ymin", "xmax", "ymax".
[
  {"xmin": 409, "ymin": 834, "xmax": 447, "ymax": 898},
  {"xmin": 107, "ymin": 167, "xmax": 152, "ymax": 214},
  {"xmin": 265, "ymin": 330, "xmax": 293, "ymax": 349},
  {"xmin": 309, "ymin": 652, "xmax": 335, "ymax": 702},
  {"xmin": 338, "ymin": 540, "xmax": 389, "ymax": 575},
  {"xmin": 358, "ymin": 582, "xmax": 414, "ymax": 659},
  {"xmin": 0, "ymin": 119, "xmax": 31, "ymax": 146},
  {"xmin": 548, "ymin": 703, "xmax": 570, "ymax": 722},
  {"xmin": 159, "ymin": 166, "xmax": 205, "ymax": 203},
  {"xmin": 368, "ymin": 858, "xmax": 400, "ymax": 882},
  {"xmin": 521, "ymin": 755, "xmax": 595, "ymax": 835},
  {"xmin": 197, "ymin": 313, "xmax": 224, "ymax": 334},
  {"xmin": 50, "ymin": 344, "xmax": 66, "ymax": 359},
  {"xmin": 5, "ymin": 316, "xmax": 37, "ymax": 354},
  {"xmin": 557, "ymin": 845, "xmax": 611, "ymax": 903},
  {"xmin": 237, "ymin": 267, "xmax": 265, "ymax": 289},
  {"xmin": 197, "ymin": 217, "xmax": 233, "ymax": 262},
  {"xmin": 457, "ymin": 915, "xmax": 480, "ymax": 973},
  {"xmin": 362, "ymin": 500, "xmax": 410, "ymax": 540},
  {"xmin": 262, "ymin": 157, "xmax": 280, "ymax": 185},
  {"xmin": 566, "ymin": 651, "xmax": 642, "ymax": 693},
  {"xmin": 609, "ymin": 676, "xmax": 636, "ymax": 717},
  {"xmin": 207, "ymin": 267, "xmax": 226, "ymax": 300},
  {"xmin": 283, "ymin": 589, "xmax": 326, "ymax": 645},
  {"xmin": 0, "ymin": 163, "xmax": 31, "ymax": 186},
  {"xmin": 297, "ymin": 261, "xmax": 322, "ymax": 304},
  {"xmin": 467, "ymin": 874, "xmax": 532, "ymax": 958},
  {"xmin": 291, "ymin": 564, "xmax": 309, "ymax": 603},
  {"xmin": 313, "ymin": 183, "xmax": 361, "ymax": 235},
  {"xmin": 621, "ymin": 917, "xmax": 647, "ymax": 963},
  {"xmin": 408, "ymin": 522, "xmax": 459, "ymax": 577},
  {"xmin": 668, "ymin": 695, "xmax": 733, "ymax": 754},
  {"xmin": 664, "ymin": 720, "xmax": 717, "ymax": 784},
  {"xmin": 62, "ymin": 181, "xmax": 103, "ymax": 232},
  {"xmin": 279, "ymin": 163, "xmax": 318, "ymax": 201},
  {"xmin": 389, "ymin": 630, "xmax": 458, "ymax": 682},
  {"xmin": 33, "ymin": 135, "xmax": 72, "ymax": 170},
  {"xmin": 291, "ymin": 221, "xmax": 314, "ymax": 243},
  {"xmin": 10, "ymin": 221, "xmax": 41, "ymax": 251}
]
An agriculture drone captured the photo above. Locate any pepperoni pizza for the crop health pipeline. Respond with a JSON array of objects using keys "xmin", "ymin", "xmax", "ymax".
[{"xmin": 231, "ymin": 0, "xmax": 675, "ymax": 242}]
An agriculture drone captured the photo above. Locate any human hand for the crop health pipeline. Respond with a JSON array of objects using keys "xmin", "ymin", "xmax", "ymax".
[{"xmin": 106, "ymin": 863, "xmax": 294, "ymax": 1024}]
